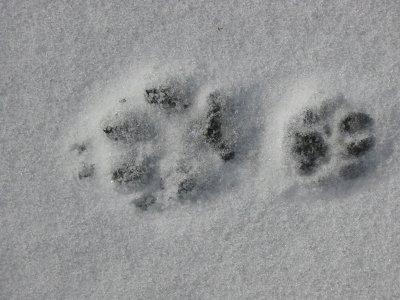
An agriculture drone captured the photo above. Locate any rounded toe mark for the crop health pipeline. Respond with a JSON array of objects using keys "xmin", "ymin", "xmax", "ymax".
[
  {"xmin": 102, "ymin": 115, "xmax": 156, "ymax": 143},
  {"xmin": 302, "ymin": 109, "xmax": 320, "ymax": 125},
  {"xmin": 145, "ymin": 83, "xmax": 190, "ymax": 110},
  {"xmin": 340, "ymin": 112, "xmax": 374, "ymax": 134},
  {"xmin": 111, "ymin": 160, "xmax": 154, "ymax": 193},
  {"xmin": 346, "ymin": 136, "xmax": 375, "ymax": 157}
]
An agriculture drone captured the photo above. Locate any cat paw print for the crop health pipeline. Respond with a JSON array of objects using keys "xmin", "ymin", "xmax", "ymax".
[{"xmin": 285, "ymin": 95, "xmax": 375, "ymax": 181}]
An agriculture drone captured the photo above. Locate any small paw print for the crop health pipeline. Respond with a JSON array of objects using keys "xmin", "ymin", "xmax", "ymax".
[{"xmin": 286, "ymin": 95, "xmax": 375, "ymax": 180}]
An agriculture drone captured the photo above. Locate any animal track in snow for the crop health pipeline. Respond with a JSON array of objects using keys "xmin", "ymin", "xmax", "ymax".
[
  {"xmin": 67, "ymin": 69, "xmax": 379, "ymax": 210},
  {"xmin": 68, "ymin": 69, "xmax": 259, "ymax": 211},
  {"xmin": 285, "ymin": 94, "xmax": 375, "ymax": 181}
]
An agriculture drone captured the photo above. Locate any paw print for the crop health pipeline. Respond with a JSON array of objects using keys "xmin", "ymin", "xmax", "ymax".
[
  {"xmin": 286, "ymin": 95, "xmax": 375, "ymax": 180},
  {"xmin": 70, "ymin": 72, "xmax": 249, "ymax": 211}
]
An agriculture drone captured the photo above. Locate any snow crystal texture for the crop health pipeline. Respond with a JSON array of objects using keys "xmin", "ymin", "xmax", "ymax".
[{"xmin": 1, "ymin": 1, "xmax": 400, "ymax": 299}]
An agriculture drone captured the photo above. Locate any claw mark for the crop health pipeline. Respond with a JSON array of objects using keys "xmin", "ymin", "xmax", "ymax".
[{"xmin": 204, "ymin": 92, "xmax": 235, "ymax": 161}]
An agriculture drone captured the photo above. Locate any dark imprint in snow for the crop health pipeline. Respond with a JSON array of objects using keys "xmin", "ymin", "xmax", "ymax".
[{"xmin": 287, "ymin": 100, "xmax": 375, "ymax": 180}]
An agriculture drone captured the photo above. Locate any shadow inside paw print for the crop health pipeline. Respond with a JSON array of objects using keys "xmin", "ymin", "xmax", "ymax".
[
  {"xmin": 286, "ymin": 96, "xmax": 376, "ymax": 180},
  {"xmin": 70, "ymin": 141, "xmax": 97, "ymax": 182},
  {"xmin": 338, "ymin": 162, "xmax": 367, "ymax": 180},
  {"xmin": 131, "ymin": 194, "xmax": 157, "ymax": 211},
  {"xmin": 78, "ymin": 163, "xmax": 95, "ymax": 179},
  {"xmin": 177, "ymin": 177, "xmax": 197, "ymax": 200}
]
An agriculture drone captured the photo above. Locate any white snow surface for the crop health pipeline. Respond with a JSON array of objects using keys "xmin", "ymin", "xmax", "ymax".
[{"xmin": 1, "ymin": 1, "xmax": 400, "ymax": 299}]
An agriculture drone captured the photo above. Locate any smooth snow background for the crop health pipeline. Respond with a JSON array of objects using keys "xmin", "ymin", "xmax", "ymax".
[{"xmin": 1, "ymin": 1, "xmax": 400, "ymax": 299}]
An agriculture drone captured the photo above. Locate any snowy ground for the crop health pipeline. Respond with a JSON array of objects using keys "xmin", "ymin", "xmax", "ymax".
[{"xmin": 1, "ymin": 1, "xmax": 400, "ymax": 299}]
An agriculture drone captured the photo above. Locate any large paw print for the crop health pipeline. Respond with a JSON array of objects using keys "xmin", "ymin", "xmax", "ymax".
[
  {"xmin": 285, "ymin": 95, "xmax": 375, "ymax": 181},
  {"xmin": 71, "ymin": 73, "xmax": 249, "ymax": 211}
]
